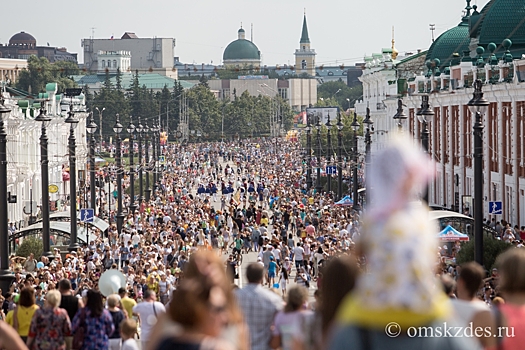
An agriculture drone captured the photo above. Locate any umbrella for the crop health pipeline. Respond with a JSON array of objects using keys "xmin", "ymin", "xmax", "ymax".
[
  {"xmin": 95, "ymin": 157, "xmax": 106, "ymax": 164},
  {"xmin": 437, "ymin": 225, "xmax": 469, "ymax": 242},
  {"xmin": 334, "ymin": 195, "xmax": 353, "ymax": 206}
]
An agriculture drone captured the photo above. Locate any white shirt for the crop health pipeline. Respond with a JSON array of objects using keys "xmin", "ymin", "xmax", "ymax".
[
  {"xmin": 132, "ymin": 301, "xmax": 166, "ymax": 341},
  {"xmin": 293, "ymin": 246, "xmax": 304, "ymax": 261},
  {"xmin": 121, "ymin": 338, "xmax": 140, "ymax": 350}
]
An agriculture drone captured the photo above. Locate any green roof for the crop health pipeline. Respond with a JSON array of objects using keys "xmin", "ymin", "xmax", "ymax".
[
  {"xmin": 478, "ymin": 0, "xmax": 525, "ymax": 45},
  {"xmin": 223, "ymin": 39, "xmax": 260, "ymax": 61},
  {"xmin": 426, "ymin": 23, "xmax": 470, "ymax": 68},
  {"xmin": 72, "ymin": 73, "xmax": 196, "ymax": 90},
  {"xmin": 300, "ymin": 15, "xmax": 310, "ymax": 44}
]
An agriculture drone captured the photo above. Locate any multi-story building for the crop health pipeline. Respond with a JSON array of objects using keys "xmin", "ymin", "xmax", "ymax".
[
  {"xmin": 81, "ymin": 32, "xmax": 176, "ymax": 72},
  {"xmin": 357, "ymin": 0, "xmax": 525, "ymax": 226},
  {"xmin": 0, "ymin": 31, "xmax": 77, "ymax": 63},
  {"xmin": 0, "ymin": 58, "xmax": 27, "ymax": 84}
]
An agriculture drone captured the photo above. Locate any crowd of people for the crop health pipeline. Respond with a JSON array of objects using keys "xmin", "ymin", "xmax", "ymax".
[{"xmin": 0, "ymin": 135, "xmax": 524, "ymax": 350}]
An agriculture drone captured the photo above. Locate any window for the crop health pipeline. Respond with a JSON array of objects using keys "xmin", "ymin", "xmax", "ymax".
[
  {"xmin": 113, "ymin": 60, "xmax": 117, "ymax": 68},
  {"xmin": 101, "ymin": 60, "xmax": 105, "ymax": 68},
  {"xmin": 303, "ymin": 46, "xmax": 305, "ymax": 50}
]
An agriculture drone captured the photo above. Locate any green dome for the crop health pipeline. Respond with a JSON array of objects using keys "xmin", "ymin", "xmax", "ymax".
[
  {"xmin": 223, "ymin": 39, "xmax": 260, "ymax": 61},
  {"xmin": 478, "ymin": 0, "xmax": 525, "ymax": 45},
  {"xmin": 426, "ymin": 23, "xmax": 470, "ymax": 69}
]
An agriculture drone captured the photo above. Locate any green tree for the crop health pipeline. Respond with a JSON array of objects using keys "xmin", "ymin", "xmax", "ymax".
[
  {"xmin": 317, "ymin": 81, "xmax": 363, "ymax": 109},
  {"xmin": 16, "ymin": 237, "xmax": 43, "ymax": 259},
  {"xmin": 15, "ymin": 55, "xmax": 79, "ymax": 94},
  {"xmin": 456, "ymin": 237, "xmax": 513, "ymax": 270}
]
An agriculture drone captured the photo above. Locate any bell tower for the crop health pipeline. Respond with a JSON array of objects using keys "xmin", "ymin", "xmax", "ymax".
[{"xmin": 295, "ymin": 11, "xmax": 316, "ymax": 76}]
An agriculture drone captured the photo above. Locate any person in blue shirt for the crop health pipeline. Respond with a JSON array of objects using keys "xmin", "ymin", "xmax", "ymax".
[{"xmin": 268, "ymin": 256, "xmax": 279, "ymax": 288}]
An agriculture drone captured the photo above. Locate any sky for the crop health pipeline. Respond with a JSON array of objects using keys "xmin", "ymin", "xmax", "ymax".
[{"xmin": 1, "ymin": 0, "xmax": 491, "ymax": 67}]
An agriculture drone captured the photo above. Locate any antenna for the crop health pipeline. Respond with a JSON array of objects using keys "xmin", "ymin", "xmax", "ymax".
[
  {"xmin": 429, "ymin": 24, "xmax": 436, "ymax": 42},
  {"xmin": 251, "ymin": 23, "xmax": 253, "ymax": 42},
  {"xmin": 90, "ymin": 27, "xmax": 96, "ymax": 39}
]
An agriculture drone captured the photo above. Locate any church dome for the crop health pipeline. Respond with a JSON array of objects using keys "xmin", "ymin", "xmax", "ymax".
[
  {"xmin": 477, "ymin": 0, "xmax": 525, "ymax": 45},
  {"xmin": 223, "ymin": 28, "xmax": 260, "ymax": 61},
  {"xmin": 426, "ymin": 25, "xmax": 470, "ymax": 68},
  {"xmin": 9, "ymin": 31, "xmax": 36, "ymax": 46}
]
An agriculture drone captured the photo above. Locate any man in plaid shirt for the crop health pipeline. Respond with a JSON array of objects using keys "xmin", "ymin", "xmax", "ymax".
[{"xmin": 235, "ymin": 263, "xmax": 284, "ymax": 350}]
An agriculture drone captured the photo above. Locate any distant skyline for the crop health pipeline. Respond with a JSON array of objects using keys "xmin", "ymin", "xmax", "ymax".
[{"xmin": 1, "ymin": 0, "xmax": 490, "ymax": 67}]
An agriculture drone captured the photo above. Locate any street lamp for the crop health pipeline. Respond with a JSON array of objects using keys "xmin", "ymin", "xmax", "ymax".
[
  {"xmin": 127, "ymin": 117, "xmax": 137, "ymax": 213},
  {"xmin": 315, "ymin": 115, "xmax": 323, "ymax": 193},
  {"xmin": 363, "ymin": 106, "xmax": 373, "ymax": 206},
  {"xmin": 136, "ymin": 117, "xmax": 144, "ymax": 202},
  {"xmin": 0, "ymin": 96, "xmax": 14, "ymax": 292},
  {"xmin": 95, "ymin": 107, "xmax": 105, "ymax": 143},
  {"xmin": 416, "ymin": 94, "xmax": 434, "ymax": 204},
  {"xmin": 35, "ymin": 102, "xmax": 53, "ymax": 258},
  {"xmin": 144, "ymin": 123, "xmax": 151, "ymax": 202},
  {"xmin": 468, "ymin": 79, "xmax": 489, "ymax": 266},
  {"xmin": 151, "ymin": 123, "xmax": 158, "ymax": 192},
  {"xmin": 86, "ymin": 113, "xmax": 97, "ymax": 215},
  {"xmin": 393, "ymin": 98, "xmax": 407, "ymax": 130},
  {"xmin": 306, "ymin": 114, "xmax": 313, "ymax": 190},
  {"xmin": 351, "ymin": 113, "xmax": 360, "ymax": 210},
  {"xmin": 336, "ymin": 113, "xmax": 344, "ymax": 200},
  {"xmin": 325, "ymin": 114, "xmax": 333, "ymax": 194},
  {"xmin": 65, "ymin": 104, "xmax": 80, "ymax": 251},
  {"xmin": 113, "ymin": 114, "xmax": 124, "ymax": 236}
]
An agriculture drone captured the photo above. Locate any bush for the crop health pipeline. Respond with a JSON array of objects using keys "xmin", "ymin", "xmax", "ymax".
[
  {"xmin": 456, "ymin": 236, "xmax": 512, "ymax": 270},
  {"xmin": 16, "ymin": 236, "xmax": 43, "ymax": 259}
]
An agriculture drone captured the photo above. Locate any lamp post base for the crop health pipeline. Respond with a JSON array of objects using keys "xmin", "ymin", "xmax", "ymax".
[
  {"xmin": 145, "ymin": 189, "xmax": 152, "ymax": 202},
  {"xmin": 0, "ymin": 270, "xmax": 15, "ymax": 295},
  {"xmin": 68, "ymin": 243, "xmax": 81, "ymax": 252}
]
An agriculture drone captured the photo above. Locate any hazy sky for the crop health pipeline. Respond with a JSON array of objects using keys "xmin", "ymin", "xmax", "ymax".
[{"xmin": 1, "ymin": 0, "xmax": 490, "ymax": 67}]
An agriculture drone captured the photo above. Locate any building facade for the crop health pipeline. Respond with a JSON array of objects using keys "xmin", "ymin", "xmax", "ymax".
[
  {"xmin": 0, "ymin": 58, "xmax": 27, "ymax": 84},
  {"xmin": 82, "ymin": 32, "xmax": 176, "ymax": 72},
  {"xmin": 0, "ymin": 32, "xmax": 77, "ymax": 63}
]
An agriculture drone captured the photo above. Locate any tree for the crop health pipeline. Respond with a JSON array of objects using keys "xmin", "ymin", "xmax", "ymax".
[
  {"xmin": 456, "ymin": 238, "xmax": 513, "ymax": 270},
  {"xmin": 16, "ymin": 237, "xmax": 43, "ymax": 259},
  {"xmin": 317, "ymin": 81, "xmax": 363, "ymax": 110},
  {"xmin": 15, "ymin": 55, "xmax": 79, "ymax": 94}
]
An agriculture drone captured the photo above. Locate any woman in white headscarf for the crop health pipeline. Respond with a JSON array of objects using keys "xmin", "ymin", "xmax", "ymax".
[{"xmin": 328, "ymin": 134, "xmax": 475, "ymax": 350}]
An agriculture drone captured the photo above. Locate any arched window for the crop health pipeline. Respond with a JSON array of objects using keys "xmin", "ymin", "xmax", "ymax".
[{"xmin": 101, "ymin": 60, "xmax": 105, "ymax": 68}]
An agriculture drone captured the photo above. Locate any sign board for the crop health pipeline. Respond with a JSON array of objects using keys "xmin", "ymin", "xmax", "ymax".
[
  {"xmin": 80, "ymin": 208, "xmax": 95, "ymax": 223},
  {"xmin": 159, "ymin": 155, "xmax": 166, "ymax": 164},
  {"xmin": 48, "ymin": 184, "xmax": 59, "ymax": 193},
  {"xmin": 305, "ymin": 107, "xmax": 340, "ymax": 125},
  {"xmin": 326, "ymin": 165, "xmax": 337, "ymax": 175},
  {"xmin": 488, "ymin": 201, "xmax": 502, "ymax": 215}
]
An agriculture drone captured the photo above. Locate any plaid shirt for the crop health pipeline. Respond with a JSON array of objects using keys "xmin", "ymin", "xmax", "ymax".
[{"xmin": 235, "ymin": 283, "xmax": 284, "ymax": 350}]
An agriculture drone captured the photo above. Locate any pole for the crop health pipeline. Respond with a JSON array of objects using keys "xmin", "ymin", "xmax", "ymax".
[
  {"xmin": 315, "ymin": 117, "xmax": 322, "ymax": 193},
  {"xmin": 115, "ymin": 122, "xmax": 124, "ymax": 236},
  {"xmin": 99, "ymin": 174, "xmax": 102, "ymax": 217},
  {"xmin": 306, "ymin": 115, "xmax": 312, "ymax": 190},
  {"xmin": 337, "ymin": 115, "xmax": 343, "ymax": 200},
  {"xmin": 152, "ymin": 126, "xmax": 157, "ymax": 192},
  {"xmin": 352, "ymin": 127, "xmax": 359, "ymax": 211},
  {"xmin": 145, "ymin": 127, "xmax": 151, "ymax": 202},
  {"xmin": 67, "ymin": 124, "xmax": 79, "ymax": 251},
  {"xmin": 421, "ymin": 121, "xmax": 429, "ymax": 204},
  {"xmin": 326, "ymin": 119, "xmax": 332, "ymax": 194},
  {"xmin": 89, "ymin": 131, "xmax": 96, "ymax": 214},
  {"xmin": 474, "ymin": 110, "xmax": 483, "ymax": 266},
  {"xmin": 129, "ymin": 124, "xmax": 136, "ymax": 213},
  {"xmin": 0, "ymin": 98, "xmax": 14, "ymax": 291},
  {"xmin": 40, "ymin": 121, "xmax": 52, "ymax": 258},
  {"xmin": 138, "ymin": 123, "xmax": 143, "ymax": 202}
]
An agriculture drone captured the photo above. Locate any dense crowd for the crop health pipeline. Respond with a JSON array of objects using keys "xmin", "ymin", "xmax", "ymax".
[{"xmin": 0, "ymin": 135, "xmax": 524, "ymax": 350}]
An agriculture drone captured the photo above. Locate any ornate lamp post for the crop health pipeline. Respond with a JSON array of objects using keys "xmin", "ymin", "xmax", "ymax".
[
  {"xmin": 35, "ymin": 102, "xmax": 53, "ymax": 258},
  {"xmin": 86, "ymin": 113, "xmax": 97, "ymax": 214},
  {"xmin": 0, "ymin": 97, "xmax": 14, "ymax": 291},
  {"xmin": 393, "ymin": 99, "xmax": 407, "ymax": 131},
  {"xmin": 126, "ymin": 117, "xmax": 137, "ymax": 213},
  {"xmin": 363, "ymin": 107, "xmax": 373, "ymax": 206},
  {"xmin": 136, "ymin": 117, "xmax": 144, "ymax": 202},
  {"xmin": 151, "ymin": 123, "xmax": 158, "ymax": 192},
  {"xmin": 144, "ymin": 123, "xmax": 151, "ymax": 202},
  {"xmin": 65, "ymin": 105, "xmax": 80, "ymax": 251},
  {"xmin": 305, "ymin": 114, "xmax": 313, "ymax": 190},
  {"xmin": 416, "ymin": 95, "xmax": 435, "ymax": 204},
  {"xmin": 337, "ymin": 113, "xmax": 344, "ymax": 201},
  {"xmin": 325, "ymin": 114, "xmax": 333, "ymax": 194},
  {"xmin": 113, "ymin": 114, "xmax": 124, "ymax": 235},
  {"xmin": 351, "ymin": 113, "xmax": 360, "ymax": 210},
  {"xmin": 315, "ymin": 115, "xmax": 322, "ymax": 193},
  {"xmin": 468, "ymin": 79, "xmax": 489, "ymax": 266}
]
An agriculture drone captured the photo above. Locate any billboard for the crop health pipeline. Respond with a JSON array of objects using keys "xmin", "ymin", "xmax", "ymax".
[{"xmin": 305, "ymin": 107, "xmax": 340, "ymax": 125}]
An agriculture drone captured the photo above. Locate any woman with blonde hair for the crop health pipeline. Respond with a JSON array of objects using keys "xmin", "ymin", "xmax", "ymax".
[
  {"xmin": 147, "ymin": 250, "xmax": 248, "ymax": 350},
  {"xmin": 26, "ymin": 290, "xmax": 71, "ymax": 350}
]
